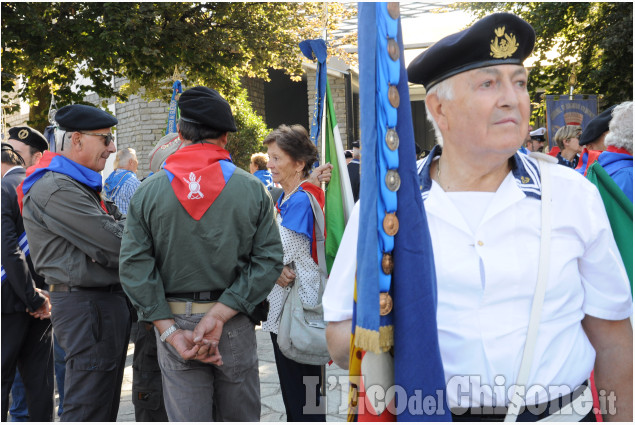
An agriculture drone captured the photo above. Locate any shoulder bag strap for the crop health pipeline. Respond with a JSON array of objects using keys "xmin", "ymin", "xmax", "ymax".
[
  {"xmin": 305, "ymin": 191, "xmax": 328, "ymax": 293},
  {"xmin": 505, "ymin": 159, "xmax": 552, "ymax": 421}
]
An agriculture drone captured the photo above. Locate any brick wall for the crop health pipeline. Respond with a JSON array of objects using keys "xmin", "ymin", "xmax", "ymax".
[
  {"xmin": 306, "ymin": 70, "xmax": 349, "ymax": 152},
  {"xmin": 242, "ymin": 77, "xmax": 266, "ymax": 121}
]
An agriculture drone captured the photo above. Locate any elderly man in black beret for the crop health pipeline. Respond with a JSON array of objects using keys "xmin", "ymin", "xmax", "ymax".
[
  {"xmin": 119, "ymin": 86, "xmax": 283, "ymax": 421},
  {"xmin": 1, "ymin": 129, "xmax": 54, "ymax": 422},
  {"xmin": 324, "ymin": 13, "xmax": 632, "ymax": 422},
  {"xmin": 19, "ymin": 105, "xmax": 131, "ymax": 421}
]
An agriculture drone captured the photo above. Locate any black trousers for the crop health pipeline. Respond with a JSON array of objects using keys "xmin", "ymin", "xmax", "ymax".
[
  {"xmin": 270, "ymin": 332, "xmax": 326, "ymax": 422},
  {"xmin": 1, "ymin": 312, "xmax": 54, "ymax": 422},
  {"xmin": 49, "ymin": 290, "xmax": 130, "ymax": 421},
  {"xmin": 132, "ymin": 322, "xmax": 168, "ymax": 422}
]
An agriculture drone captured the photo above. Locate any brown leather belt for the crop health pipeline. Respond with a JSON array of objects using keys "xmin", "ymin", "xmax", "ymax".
[{"xmin": 49, "ymin": 283, "xmax": 122, "ymax": 293}]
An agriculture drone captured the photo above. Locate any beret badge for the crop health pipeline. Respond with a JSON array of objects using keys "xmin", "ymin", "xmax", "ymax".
[
  {"xmin": 18, "ymin": 129, "xmax": 29, "ymax": 140},
  {"xmin": 490, "ymin": 26, "xmax": 519, "ymax": 59}
]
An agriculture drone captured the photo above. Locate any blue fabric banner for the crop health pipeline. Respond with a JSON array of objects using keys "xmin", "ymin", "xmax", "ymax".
[
  {"xmin": 545, "ymin": 95, "xmax": 597, "ymax": 149},
  {"xmin": 166, "ymin": 80, "xmax": 182, "ymax": 134},
  {"xmin": 299, "ymin": 39, "xmax": 327, "ymax": 146},
  {"xmin": 356, "ymin": 2, "xmax": 450, "ymax": 420}
]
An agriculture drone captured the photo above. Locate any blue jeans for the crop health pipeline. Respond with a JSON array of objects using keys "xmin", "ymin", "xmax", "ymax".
[
  {"xmin": 156, "ymin": 312, "xmax": 260, "ymax": 421},
  {"xmin": 9, "ymin": 372, "xmax": 28, "ymax": 422}
]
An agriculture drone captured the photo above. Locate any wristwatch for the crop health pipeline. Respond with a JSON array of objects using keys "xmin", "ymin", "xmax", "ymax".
[{"xmin": 159, "ymin": 323, "xmax": 180, "ymax": 342}]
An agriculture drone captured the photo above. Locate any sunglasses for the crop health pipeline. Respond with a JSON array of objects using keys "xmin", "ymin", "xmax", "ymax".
[{"xmin": 79, "ymin": 131, "xmax": 114, "ymax": 146}]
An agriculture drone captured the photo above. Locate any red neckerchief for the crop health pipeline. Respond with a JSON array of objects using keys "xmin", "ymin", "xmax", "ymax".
[
  {"xmin": 163, "ymin": 143, "xmax": 234, "ymax": 220},
  {"xmin": 300, "ymin": 182, "xmax": 325, "ymax": 264},
  {"xmin": 606, "ymin": 146, "xmax": 632, "ymax": 155}
]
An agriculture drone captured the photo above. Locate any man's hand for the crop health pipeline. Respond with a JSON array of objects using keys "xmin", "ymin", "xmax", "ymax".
[
  {"xmin": 276, "ymin": 265, "xmax": 296, "ymax": 288},
  {"xmin": 308, "ymin": 163, "xmax": 333, "ymax": 187},
  {"xmin": 28, "ymin": 288, "xmax": 51, "ymax": 319},
  {"xmin": 154, "ymin": 319, "xmax": 216, "ymax": 363},
  {"xmin": 192, "ymin": 303, "xmax": 239, "ymax": 366},
  {"xmin": 165, "ymin": 329, "xmax": 204, "ymax": 360}
]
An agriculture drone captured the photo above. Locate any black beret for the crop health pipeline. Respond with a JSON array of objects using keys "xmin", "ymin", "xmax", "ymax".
[
  {"xmin": 408, "ymin": 13, "xmax": 535, "ymax": 90},
  {"xmin": 352, "ymin": 140, "xmax": 360, "ymax": 148},
  {"xmin": 178, "ymin": 86, "xmax": 237, "ymax": 133},
  {"xmin": 55, "ymin": 104, "xmax": 118, "ymax": 131},
  {"xmin": 579, "ymin": 105, "xmax": 616, "ymax": 146},
  {"xmin": 7, "ymin": 126, "xmax": 49, "ymax": 152}
]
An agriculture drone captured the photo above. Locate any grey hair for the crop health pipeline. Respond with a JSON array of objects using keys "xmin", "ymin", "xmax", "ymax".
[
  {"xmin": 115, "ymin": 147, "xmax": 137, "ymax": 168},
  {"xmin": 604, "ymin": 101, "xmax": 633, "ymax": 154},
  {"xmin": 55, "ymin": 129, "xmax": 73, "ymax": 153},
  {"xmin": 424, "ymin": 78, "xmax": 455, "ymax": 147}
]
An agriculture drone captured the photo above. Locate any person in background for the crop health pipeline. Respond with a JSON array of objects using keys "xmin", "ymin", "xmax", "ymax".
[
  {"xmin": 250, "ymin": 152, "xmax": 274, "ymax": 189},
  {"xmin": 576, "ymin": 105, "xmax": 617, "ymax": 176},
  {"xmin": 20, "ymin": 105, "xmax": 130, "ymax": 422},
  {"xmin": 553, "ymin": 125, "xmax": 582, "ymax": 168},
  {"xmin": 344, "ymin": 149, "xmax": 353, "ymax": 164},
  {"xmin": 347, "ymin": 140, "xmax": 361, "ymax": 202},
  {"xmin": 103, "ymin": 147, "xmax": 141, "ymax": 214},
  {"xmin": 261, "ymin": 124, "xmax": 326, "ymax": 422},
  {"xmin": 1, "ymin": 131, "xmax": 54, "ymax": 422},
  {"xmin": 597, "ymin": 101, "xmax": 633, "ymax": 202},
  {"xmin": 526, "ymin": 127, "xmax": 546, "ymax": 153}
]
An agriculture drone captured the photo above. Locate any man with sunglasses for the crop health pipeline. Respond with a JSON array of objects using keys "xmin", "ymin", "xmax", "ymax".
[
  {"xmin": 20, "ymin": 105, "xmax": 131, "ymax": 421},
  {"xmin": 1, "ymin": 129, "xmax": 54, "ymax": 422}
]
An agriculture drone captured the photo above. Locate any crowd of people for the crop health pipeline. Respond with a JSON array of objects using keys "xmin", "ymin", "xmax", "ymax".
[{"xmin": 1, "ymin": 11, "xmax": 632, "ymax": 424}]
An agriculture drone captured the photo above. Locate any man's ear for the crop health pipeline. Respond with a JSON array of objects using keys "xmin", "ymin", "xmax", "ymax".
[
  {"xmin": 32, "ymin": 151, "xmax": 43, "ymax": 166},
  {"xmin": 71, "ymin": 131, "xmax": 82, "ymax": 149},
  {"xmin": 217, "ymin": 132, "xmax": 229, "ymax": 148},
  {"xmin": 425, "ymin": 93, "xmax": 449, "ymax": 131}
]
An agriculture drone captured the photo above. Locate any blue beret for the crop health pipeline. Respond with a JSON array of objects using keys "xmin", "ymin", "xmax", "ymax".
[
  {"xmin": 579, "ymin": 105, "xmax": 616, "ymax": 146},
  {"xmin": 8, "ymin": 126, "xmax": 49, "ymax": 152},
  {"xmin": 55, "ymin": 104, "xmax": 118, "ymax": 131},
  {"xmin": 408, "ymin": 13, "xmax": 535, "ymax": 90},
  {"xmin": 178, "ymin": 86, "xmax": 237, "ymax": 133}
]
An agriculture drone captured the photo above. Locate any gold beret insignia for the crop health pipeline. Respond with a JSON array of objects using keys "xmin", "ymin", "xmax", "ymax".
[{"xmin": 490, "ymin": 26, "xmax": 519, "ymax": 59}]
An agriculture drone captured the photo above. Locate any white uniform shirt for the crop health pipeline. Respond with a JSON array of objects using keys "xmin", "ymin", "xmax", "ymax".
[{"xmin": 323, "ymin": 148, "xmax": 632, "ymax": 408}]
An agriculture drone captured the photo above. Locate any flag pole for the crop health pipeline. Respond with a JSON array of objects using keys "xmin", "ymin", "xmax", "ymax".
[{"xmin": 320, "ymin": 2, "xmax": 328, "ymax": 192}]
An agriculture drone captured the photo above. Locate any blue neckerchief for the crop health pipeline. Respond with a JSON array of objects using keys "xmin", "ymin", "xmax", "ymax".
[
  {"xmin": 21, "ymin": 151, "xmax": 104, "ymax": 196},
  {"xmin": 597, "ymin": 151, "xmax": 633, "ymax": 175},
  {"xmin": 418, "ymin": 145, "xmax": 542, "ymax": 201},
  {"xmin": 103, "ymin": 169, "xmax": 134, "ymax": 199},
  {"xmin": 276, "ymin": 189, "xmax": 313, "ymax": 243},
  {"xmin": 253, "ymin": 169, "xmax": 273, "ymax": 190}
]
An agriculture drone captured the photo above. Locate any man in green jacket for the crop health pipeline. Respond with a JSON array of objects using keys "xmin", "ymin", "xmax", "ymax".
[{"xmin": 119, "ymin": 86, "xmax": 283, "ymax": 421}]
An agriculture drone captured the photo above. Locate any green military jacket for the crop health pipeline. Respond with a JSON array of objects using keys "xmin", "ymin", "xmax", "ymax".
[
  {"xmin": 119, "ymin": 166, "xmax": 283, "ymax": 322},
  {"xmin": 22, "ymin": 172, "xmax": 125, "ymax": 288}
]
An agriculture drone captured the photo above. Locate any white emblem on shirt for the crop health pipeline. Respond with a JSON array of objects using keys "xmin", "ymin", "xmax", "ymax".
[{"xmin": 183, "ymin": 172, "xmax": 204, "ymax": 199}]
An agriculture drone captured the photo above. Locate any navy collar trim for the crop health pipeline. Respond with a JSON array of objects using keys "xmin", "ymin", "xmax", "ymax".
[{"xmin": 418, "ymin": 145, "xmax": 542, "ymax": 200}]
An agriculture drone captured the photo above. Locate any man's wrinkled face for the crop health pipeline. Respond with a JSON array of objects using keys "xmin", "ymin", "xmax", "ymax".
[{"xmin": 441, "ymin": 65, "xmax": 531, "ymax": 158}]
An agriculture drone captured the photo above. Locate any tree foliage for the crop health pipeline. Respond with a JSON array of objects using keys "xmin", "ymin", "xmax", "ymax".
[
  {"xmin": 456, "ymin": 2, "xmax": 633, "ymax": 116},
  {"xmin": 226, "ymin": 89, "xmax": 271, "ymax": 172},
  {"xmin": 1, "ymin": 2, "xmax": 354, "ymax": 131}
]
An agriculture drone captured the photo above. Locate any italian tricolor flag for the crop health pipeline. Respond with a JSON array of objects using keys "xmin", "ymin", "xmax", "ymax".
[{"xmin": 323, "ymin": 79, "xmax": 355, "ymax": 274}]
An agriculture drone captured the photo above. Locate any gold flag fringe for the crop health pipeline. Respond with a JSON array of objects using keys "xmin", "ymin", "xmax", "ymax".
[{"xmin": 353, "ymin": 324, "xmax": 394, "ymax": 354}]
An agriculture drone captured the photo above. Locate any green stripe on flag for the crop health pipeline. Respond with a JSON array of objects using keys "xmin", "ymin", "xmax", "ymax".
[{"xmin": 324, "ymin": 80, "xmax": 354, "ymax": 273}]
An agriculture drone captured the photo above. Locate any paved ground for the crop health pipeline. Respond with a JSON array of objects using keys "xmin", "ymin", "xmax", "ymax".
[{"xmin": 112, "ymin": 326, "xmax": 349, "ymax": 422}]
